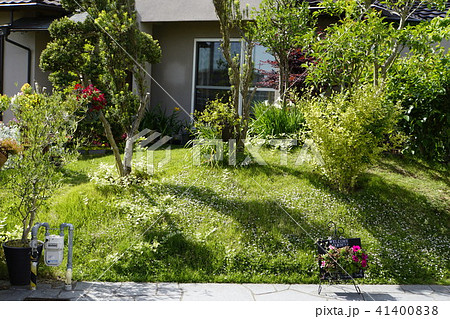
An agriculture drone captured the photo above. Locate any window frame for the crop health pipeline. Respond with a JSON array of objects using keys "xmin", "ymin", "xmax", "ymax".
[{"xmin": 191, "ymin": 38, "xmax": 276, "ymax": 121}]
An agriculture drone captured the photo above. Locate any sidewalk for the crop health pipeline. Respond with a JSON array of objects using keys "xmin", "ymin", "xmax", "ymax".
[{"xmin": 1, "ymin": 281, "xmax": 449, "ymax": 301}]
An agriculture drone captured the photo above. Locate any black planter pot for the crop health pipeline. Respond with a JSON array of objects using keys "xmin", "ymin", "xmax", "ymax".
[{"xmin": 2, "ymin": 240, "xmax": 43, "ymax": 286}]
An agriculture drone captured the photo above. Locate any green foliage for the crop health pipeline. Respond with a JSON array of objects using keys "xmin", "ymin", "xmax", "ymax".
[
  {"xmin": 139, "ymin": 105, "xmax": 184, "ymax": 137},
  {"xmin": 194, "ymin": 99, "xmax": 239, "ymax": 140},
  {"xmin": 40, "ymin": 17, "xmax": 101, "ymax": 88},
  {"xmin": 302, "ymin": 85, "xmax": 401, "ymax": 191},
  {"xmin": 2, "ymin": 84, "xmax": 82, "ymax": 242},
  {"xmin": 0, "ymin": 95, "xmax": 10, "ymax": 113},
  {"xmin": 249, "ymin": 100, "xmax": 304, "ymax": 140},
  {"xmin": 1, "ymin": 148, "xmax": 448, "ymax": 284},
  {"xmin": 387, "ymin": 54, "xmax": 450, "ymax": 162},
  {"xmin": 307, "ymin": 10, "xmax": 394, "ymax": 91},
  {"xmin": 309, "ymin": 1, "xmax": 449, "ymax": 92}
]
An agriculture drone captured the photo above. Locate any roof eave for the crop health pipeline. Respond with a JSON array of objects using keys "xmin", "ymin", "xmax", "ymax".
[{"xmin": 0, "ymin": 3, "xmax": 65, "ymax": 11}]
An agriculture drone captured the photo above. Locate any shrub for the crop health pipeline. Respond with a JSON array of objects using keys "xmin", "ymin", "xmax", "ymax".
[
  {"xmin": 139, "ymin": 104, "xmax": 184, "ymax": 138},
  {"xmin": 72, "ymin": 84, "xmax": 113, "ymax": 149},
  {"xmin": 302, "ymin": 85, "xmax": 401, "ymax": 191},
  {"xmin": 387, "ymin": 55, "xmax": 450, "ymax": 162},
  {"xmin": 249, "ymin": 98, "xmax": 305, "ymax": 141},
  {"xmin": 0, "ymin": 95, "xmax": 10, "ymax": 114},
  {"xmin": 4, "ymin": 84, "xmax": 81, "ymax": 242}
]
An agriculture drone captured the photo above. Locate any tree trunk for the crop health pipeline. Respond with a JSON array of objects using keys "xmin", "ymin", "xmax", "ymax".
[
  {"xmin": 123, "ymin": 138, "xmax": 134, "ymax": 175},
  {"xmin": 99, "ymin": 111, "xmax": 125, "ymax": 177},
  {"xmin": 122, "ymin": 81, "xmax": 149, "ymax": 175},
  {"xmin": 279, "ymin": 55, "xmax": 290, "ymax": 105}
]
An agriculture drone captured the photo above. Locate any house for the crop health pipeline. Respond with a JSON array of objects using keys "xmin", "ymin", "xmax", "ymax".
[
  {"xmin": 0, "ymin": 0, "xmax": 65, "ymax": 122},
  {"xmin": 0, "ymin": 0, "xmax": 449, "ymax": 124},
  {"xmin": 136, "ymin": 0, "xmax": 276, "ymax": 123},
  {"xmin": 137, "ymin": 0, "xmax": 450, "ymax": 123}
]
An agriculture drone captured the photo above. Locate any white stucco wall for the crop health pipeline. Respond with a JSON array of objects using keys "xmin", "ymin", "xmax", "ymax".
[{"xmin": 146, "ymin": 21, "xmax": 233, "ymax": 123}]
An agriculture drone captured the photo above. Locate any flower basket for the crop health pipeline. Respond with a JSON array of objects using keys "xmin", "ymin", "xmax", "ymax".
[{"xmin": 317, "ymin": 238, "xmax": 367, "ymax": 281}]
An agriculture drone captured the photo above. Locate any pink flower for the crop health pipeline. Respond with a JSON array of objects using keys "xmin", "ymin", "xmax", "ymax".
[
  {"xmin": 352, "ymin": 245, "xmax": 361, "ymax": 252},
  {"xmin": 329, "ymin": 245, "xmax": 336, "ymax": 250},
  {"xmin": 361, "ymin": 260, "xmax": 367, "ymax": 268},
  {"xmin": 321, "ymin": 261, "xmax": 326, "ymax": 267},
  {"xmin": 352, "ymin": 255, "xmax": 359, "ymax": 263},
  {"xmin": 362, "ymin": 254, "xmax": 368, "ymax": 260}
]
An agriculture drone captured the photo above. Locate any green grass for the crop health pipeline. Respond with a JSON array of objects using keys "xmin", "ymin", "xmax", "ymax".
[{"xmin": 0, "ymin": 147, "xmax": 449, "ymax": 284}]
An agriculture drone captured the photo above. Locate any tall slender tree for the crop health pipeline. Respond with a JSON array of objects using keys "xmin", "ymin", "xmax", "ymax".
[{"xmin": 213, "ymin": 0, "xmax": 256, "ymax": 151}]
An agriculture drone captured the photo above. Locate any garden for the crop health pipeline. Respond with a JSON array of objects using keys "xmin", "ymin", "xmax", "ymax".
[{"xmin": 0, "ymin": 0, "xmax": 449, "ymax": 286}]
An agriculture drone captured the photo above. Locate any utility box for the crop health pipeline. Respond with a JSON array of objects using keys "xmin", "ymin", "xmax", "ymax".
[{"xmin": 44, "ymin": 235, "xmax": 64, "ymax": 267}]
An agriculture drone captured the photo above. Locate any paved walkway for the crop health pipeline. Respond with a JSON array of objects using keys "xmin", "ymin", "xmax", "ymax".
[{"xmin": 0, "ymin": 281, "xmax": 449, "ymax": 301}]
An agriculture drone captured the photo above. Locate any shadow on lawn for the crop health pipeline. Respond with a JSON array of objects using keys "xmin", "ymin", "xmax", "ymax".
[
  {"xmin": 158, "ymin": 162, "xmax": 449, "ymax": 284},
  {"xmin": 60, "ymin": 167, "xmax": 90, "ymax": 185},
  {"xmin": 109, "ymin": 211, "xmax": 218, "ymax": 282},
  {"xmin": 282, "ymin": 158, "xmax": 449, "ymax": 283},
  {"xmin": 376, "ymin": 155, "xmax": 450, "ymax": 187},
  {"xmin": 150, "ymin": 179, "xmax": 332, "ymax": 281},
  {"xmin": 350, "ymin": 174, "xmax": 450, "ymax": 283}
]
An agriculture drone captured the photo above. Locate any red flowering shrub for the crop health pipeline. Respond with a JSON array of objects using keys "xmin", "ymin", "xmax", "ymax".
[{"xmin": 74, "ymin": 84, "xmax": 107, "ymax": 111}]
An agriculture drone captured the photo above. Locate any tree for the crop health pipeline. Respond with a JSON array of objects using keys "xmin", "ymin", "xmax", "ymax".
[
  {"xmin": 307, "ymin": 0, "xmax": 447, "ymax": 92},
  {"xmin": 252, "ymin": 0, "xmax": 315, "ymax": 102},
  {"xmin": 256, "ymin": 48, "xmax": 315, "ymax": 93},
  {"xmin": 5, "ymin": 85, "xmax": 80, "ymax": 242},
  {"xmin": 307, "ymin": 9, "xmax": 392, "ymax": 92},
  {"xmin": 212, "ymin": 0, "xmax": 256, "ymax": 152},
  {"xmin": 40, "ymin": 0, "xmax": 161, "ymax": 176}
]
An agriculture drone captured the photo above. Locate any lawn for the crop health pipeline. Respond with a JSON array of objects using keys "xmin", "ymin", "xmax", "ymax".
[{"xmin": 0, "ymin": 146, "xmax": 449, "ymax": 284}]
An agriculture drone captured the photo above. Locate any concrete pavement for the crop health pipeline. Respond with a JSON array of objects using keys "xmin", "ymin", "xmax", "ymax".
[{"xmin": 0, "ymin": 281, "xmax": 449, "ymax": 301}]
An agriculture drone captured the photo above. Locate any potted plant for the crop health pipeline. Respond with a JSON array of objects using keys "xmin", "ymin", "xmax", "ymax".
[{"xmin": 1, "ymin": 84, "xmax": 81, "ymax": 285}]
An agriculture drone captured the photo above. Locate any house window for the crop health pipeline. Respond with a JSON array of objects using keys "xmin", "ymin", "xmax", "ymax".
[{"xmin": 192, "ymin": 40, "xmax": 276, "ymax": 115}]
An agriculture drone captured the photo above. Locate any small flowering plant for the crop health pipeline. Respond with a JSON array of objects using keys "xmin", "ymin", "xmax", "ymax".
[
  {"xmin": 74, "ymin": 84, "xmax": 107, "ymax": 111},
  {"xmin": 318, "ymin": 245, "xmax": 368, "ymax": 279}
]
